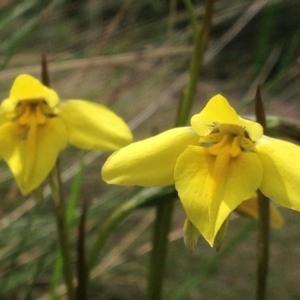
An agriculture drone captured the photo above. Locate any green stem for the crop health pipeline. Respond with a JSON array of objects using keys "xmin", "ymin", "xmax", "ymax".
[
  {"xmin": 76, "ymin": 199, "xmax": 88, "ymax": 300},
  {"xmin": 49, "ymin": 159, "xmax": 75, "ymax": 300},
  {"xmin": 255, "ymin": 82, "xmax": 270, "ymax": 300},
  {"xmin": 146, "ymin": 201, "xmax": 174, "ymax": 300},
  {"xmin": 176, "ymin": 0, "xmax": 215, "ymax": 127},
  {"xmin": 256, "ymin": 190, "xmax": 270, "ymax": 300},
  {"xmin": 182, "ymin": 0, "xmax": 199, "ymax": 42},
  {"xmin": 146, "ymin": 1, "xmax": 215, "ymax": 300}
]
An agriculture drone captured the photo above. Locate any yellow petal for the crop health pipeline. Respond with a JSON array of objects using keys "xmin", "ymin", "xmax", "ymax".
[
  {"xmin": 191, "ymin": 95, "xmax": 263, "ymax": 141},
  {"xmin": 59, "ymin": 100, "xmax": 132, "ymax": 151},
  {"xmin": 102, "ymin": 127, "xmax": 199, "ymax": 186},
  {"xmin": 236, "ymin": 197, "xmax": 284, "ymax": 228},
  {"xmin": 257, "ymin": 136, "xmax": 300, "ymax": 212},
  {"xmin": 0, "ymin": 119, "xmax": 67, "ymax": 194},
  {"xmin": 1, "ymin": 74, "xmax": 59, "ymax": 111},
  {"xmin": 174, "ymin": 146, "xmax": 263, "ymax": 246}
]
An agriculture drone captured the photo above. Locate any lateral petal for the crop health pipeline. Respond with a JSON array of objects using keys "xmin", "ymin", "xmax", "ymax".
[
  {"xmin": 59, "ymin": 100, "xmax": 132, "ymax": 151},
  {"xmin": 102, "ymin": 127, "xmax": 199, "ymax": 186},
  {"xmin": 174, "ymin": 146, "xmax": 263, "ymax": 246},
  {"xmin": 0, "ymin": 118, "xmax": 67, "ymax": 194},
  {"xmin": 257, "ymin": 136, "xmax": 300, "ymax": 212}
]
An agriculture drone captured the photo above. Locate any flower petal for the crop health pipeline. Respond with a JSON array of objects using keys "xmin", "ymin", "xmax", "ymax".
[
  {"xmin": 102, "ymin": 127, "xmax": 199, "ymax": 186},
  {"xmin": 174, "ymin": 146, "xmax": 263, "ymax": 246},
  {"xmin": 191, "ymin": 95, "xmax": 263, "ymax": 140},
  {"xmin": 59, "ymin": 100, "xmax": 132, "ymax": 151},
  {"xmin": 1, "ymin": 74, "xmax": 59, "ymax": 111},
  {"xmin": 0, "ymin": 118, "xmax": 67, "ymax": 194},
  {"xmin": 257, "ymin": 136, "xmax": 300, "ymax": 212},
  {"xmin": 235, "ymin": 196, "xmax": 284, "ymax": 228}
]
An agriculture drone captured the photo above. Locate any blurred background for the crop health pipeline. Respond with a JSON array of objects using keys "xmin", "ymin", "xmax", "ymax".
[{"xmin": 0, "ymin": 0, "xmax": 300, "ymax": 299}]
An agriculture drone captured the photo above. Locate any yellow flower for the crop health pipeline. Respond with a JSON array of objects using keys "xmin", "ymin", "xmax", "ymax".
[
  {"xmin": 0, "ymin": 74, "xmax": 132, "ymax": 195},
  {"xmin": 102, "ymin": 94, "xmax": 300, "ymax": 246}
]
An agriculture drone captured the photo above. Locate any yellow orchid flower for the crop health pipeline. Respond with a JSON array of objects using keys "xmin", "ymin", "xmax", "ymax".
[
  {"xmin": 102, "ymin": 94, "xmax": 300, "ymax": 246},
  {"xmin": 0, "ymin": 74, "xmax": 132, "ymax": 195}
]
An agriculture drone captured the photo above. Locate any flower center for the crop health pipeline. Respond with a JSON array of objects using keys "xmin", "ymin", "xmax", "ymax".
[
  {"xmin": 8, "ymin": 99, "xmax": 56, "ymax": 143},
  {"xmin": 200, "ymin": 124, "xmax": 255, "ymax": 157},
  {"xmin": 15, "ymin": 99, "xmax": 53, "ymax": 127}
]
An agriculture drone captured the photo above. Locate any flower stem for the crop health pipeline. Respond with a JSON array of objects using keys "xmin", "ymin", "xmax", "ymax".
[
  {"xmin": 146, "ymin": 200, "xmax": 174, "ymax": 300},
  {"xmin": 146, "ymin": 1, "xmax": 215, "ymax": 300},
  {"xmin": 76, "ymin": 198, "xmax": 88, "ymax": 300},
  {"xmin": 49, "ymin": 159, "xmax": 75, "ymax": 300},
  {"xmin": 256, "ymin": 190, "xmax": 270, "ymax": 300},
  {"xmin": 182, "ymin": 0, "xmax": 199, "ymax": 42},
  {"xmin": 255, "ymin": 85, "xmax": 270, "ymax": 300},
  {"xmin": 41, "ymin": 54, "xmax": 74, "ymax": 299},
  {"xmin": 176, "ymin": 0, "xmax": 215, "ymax": 127}
]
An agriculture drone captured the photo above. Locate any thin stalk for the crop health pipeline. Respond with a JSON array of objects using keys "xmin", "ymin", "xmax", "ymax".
[
  {"xmin": 176, "ymin": 0, "xmax": 215, "ymax": 127},
  {"xmin": 256, "ymin": 191, "xmax": 270, "ymax": 300},
  {"xmin": 146, "ymin": 1, "xmax": 215, "ymax": 300},
  {"xmin": 41, "ymin": 54, "xmax": 74, "ymax": 299},
  {"xmin": 41, "ymin": 54, "xmax": 50, "ymax": 86},
  {"xmin": 255, "ymin": 85, "xmax": 270, "ymax": 300},
  {"xmin": 146, "ymin": 201, "xmax": 174, "ymax": 300},
  {"xmin": 49, "ymin": 160, "xmax": 75, "ymax": 300},
  {"xmin": 182, "ymin": 0, "xmax": 198, "ymax": 42},
  {"xmin": 76, "ymin": 198, "xmax": 88, "ymax": 300}
]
